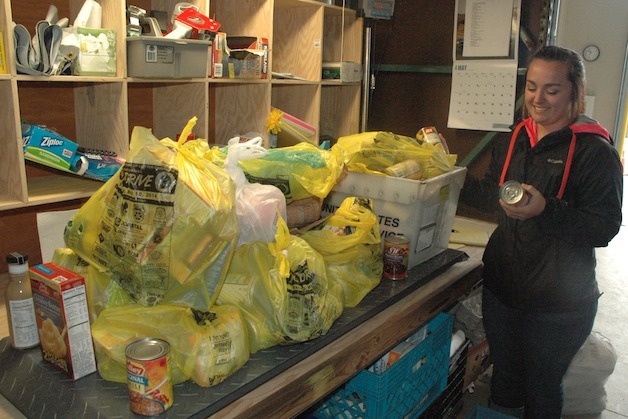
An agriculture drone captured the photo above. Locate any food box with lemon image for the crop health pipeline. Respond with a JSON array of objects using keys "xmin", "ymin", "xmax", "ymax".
[{"xmin": 30, "ymin": 262, "xmax": 97, "ymax": 380}]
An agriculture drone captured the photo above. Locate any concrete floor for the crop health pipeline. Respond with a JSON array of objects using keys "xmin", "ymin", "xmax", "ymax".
[{"xmin": 457, "ymin": 175, "xmax": 628, "ymax": 419}]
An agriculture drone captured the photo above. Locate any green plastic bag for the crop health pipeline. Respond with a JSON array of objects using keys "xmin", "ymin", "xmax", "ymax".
[{"xmin": 206, "ymin": 142, "xmax": 345, "ymax": 203}]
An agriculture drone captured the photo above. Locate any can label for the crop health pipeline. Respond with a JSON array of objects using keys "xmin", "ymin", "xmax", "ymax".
[
  {"xmin": 384, "ymin": 159, "xmax": 423, "ymax": 180},
  {"xmin": 500, "ymin": 180, "xmax": 529, "ymax": 206},
  {"xmin": 417, "ymin": 126, "xmax": 443, "ymax": 149},
  {"xmin": 383, "ymin": 235, "xmax": 409, "ymax": 280},
  {"xmin": 126, "ymin": 338, "xmax": 174, "ymax": 415}
]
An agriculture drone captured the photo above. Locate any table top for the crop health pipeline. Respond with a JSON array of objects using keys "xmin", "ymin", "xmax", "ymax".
[{"xmin": 0, "ymin": 247, "xmax": 481, "ymax": 419}]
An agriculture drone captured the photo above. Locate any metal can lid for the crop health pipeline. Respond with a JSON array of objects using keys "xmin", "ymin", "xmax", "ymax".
[
  {"xmin": 500, "ymin": 180, "xmax": 525, "ymax": 205},
  {"xmin": 384, "ymin": 234, "xmax": 409, "ymax": 245},
  {"xmin": 126, "ymin": 338, "xmax": 170, "ymax": 361}
]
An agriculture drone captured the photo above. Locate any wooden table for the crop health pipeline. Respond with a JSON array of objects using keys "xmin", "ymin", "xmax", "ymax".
[{"xmin": 210, "ymin": 245, "xmax": 484, "ymax": 418}]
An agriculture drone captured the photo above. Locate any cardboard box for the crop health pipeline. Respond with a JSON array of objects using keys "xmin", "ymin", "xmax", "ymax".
[
  {"xmin": 22, "ymin": 123, "xmax": 79, "ymax": 172},
  {"xmin": 73, "ymin": 27, "xmax": 116, "ymax": 76},
  {"xmin": 464, "ymin": 339, "xmax": 491, "ymax": 388},
  {"xmin": 322, "ymin": 167, "xmax": 467, "ymax": 269},
  {"xmin": 322, "ymin": 61, "xmax": 362, "ymax": 82},
  {"xmin": 127, "ymin": 36, "xmax": 212, "ymax": 78},
  {"xmin": 211, "ymin": 33, "xmax": 268, "ymax": 79},
  {"xmin": 30, "ymin": 262, "xmax": 97, "ymax": 380}
]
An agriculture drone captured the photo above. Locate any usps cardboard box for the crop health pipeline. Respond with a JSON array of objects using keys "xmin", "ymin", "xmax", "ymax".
[
  {"xmin": 322, "ymin": 167, "xmax": 467, "ymax": 269},
  {"xmin": 30, "ymin": 262, "xmax": 97, "ymax": 380},
  {"xmin": 211, "ymin": 33, "xmax": 268, "ymax": 79}
]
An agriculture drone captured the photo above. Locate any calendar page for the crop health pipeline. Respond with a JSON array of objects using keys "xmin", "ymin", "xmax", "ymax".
[
  {"xmin": 448, "ymin": 0, "xmax": 520, "ymax": 132},
  {"xmin": 448, "ymin": 60, "xmax": 518, "ymax": 132}
]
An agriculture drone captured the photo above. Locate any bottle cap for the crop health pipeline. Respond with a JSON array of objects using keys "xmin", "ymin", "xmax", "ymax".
[
  {"xmin": 6, "ymin": 252, "xmax": 29, "ymax": 275},
  {"xmin": 6, "ymin": 252, "xmax": 28, "ymax": 265}
]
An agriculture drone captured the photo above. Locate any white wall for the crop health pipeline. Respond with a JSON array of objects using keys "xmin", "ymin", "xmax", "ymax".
[{"xmin": 556, "ymin": 0, "xmax": 628, "ymax": 138}]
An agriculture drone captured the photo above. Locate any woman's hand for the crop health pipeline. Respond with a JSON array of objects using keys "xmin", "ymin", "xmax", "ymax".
[{"xmin": 500, "ymin": 183, "xmax": 546, "ymax": 220}]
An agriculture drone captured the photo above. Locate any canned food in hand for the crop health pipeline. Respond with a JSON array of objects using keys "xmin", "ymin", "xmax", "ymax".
[{"xmin": 500, "ymin": 180, "xmax": 530, "ymax": 206}]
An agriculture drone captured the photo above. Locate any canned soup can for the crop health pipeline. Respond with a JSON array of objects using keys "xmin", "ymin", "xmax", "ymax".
[
  {"xmin": 126, "ymin": 338, "xmax": 174, "ymax": 416},
  {"xmin": 500, "ymin": 180, "xmax": 529, "ymax": 206},
  {"xmin": 383, "ymin": 234, "xmax": 410, "ymax": 280}
]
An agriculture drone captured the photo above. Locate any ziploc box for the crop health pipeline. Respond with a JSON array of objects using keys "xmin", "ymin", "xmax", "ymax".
[
  {"xmin": 30, "ymin": 262, "xmax": 97, "ymax": 380},
  {"xmin": 211, "ymin": 32, "xmax": 269, "ymax": 79},
  {"xmin": 322, "ymin": 167, "xmax": 467, "ymax": 269},
  {"xmin": 22, "ymin": 123, "xmax": 79, "ymax": 172},
  {"xmin": 127, "ymin": 36, "xmax": 212, "ymax": 78}
]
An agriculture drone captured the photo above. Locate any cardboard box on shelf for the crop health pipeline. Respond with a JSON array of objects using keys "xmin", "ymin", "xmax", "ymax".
[
  {"xmin": 30, "ymin": 262, "xmax": 97, "ymax": 380},
  {"xmin": 464, "ymin": 339, "xmax": 491, "ymax": 388},
  {"xmin": 73, "ymin": 27, "xmax": 117, "ymax": 76},
  {"xmin": 322, "ymin": 167, "xmax": 467, "ymax": 269},
  {"xmin": 211, "ymin": 32, "xmax": 268, "ymax": 79},
  {"xmin": 322, "ymin": 61, "xmax": 362, "ymax": 82}
]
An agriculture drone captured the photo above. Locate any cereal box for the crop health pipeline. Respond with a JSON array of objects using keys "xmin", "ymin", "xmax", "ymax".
[{"xmin": 30, "ymin": 262, "xmax": 96, "ymax": 380}]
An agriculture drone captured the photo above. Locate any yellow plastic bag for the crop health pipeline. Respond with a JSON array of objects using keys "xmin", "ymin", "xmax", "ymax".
[
  {"xmin": 216, "ymin": 220, "xmax": 290, "ymax": 352},
  {"xmin": 52, "ymin": 248, "xmax": 134, "ymax": 322},
  {"xmin": 64, "ymin": 118, "xmax": 239, "ymax": 309},
  {"xmin": 91, "ymin": 303, "xmax": 249, "ymax": 387},
  {"xmin": 217, "ymin": 217, "xmax": 344, "ymax": 351},
  {"xmin": 333, "ymin": 131, "xmax": 457, "ymax": 179},
  {"xmin": 300, "ymin": 197, "xmax": 383, "ymax": 307},
  {"xmin": 206, "ymin": 142, "xmax": 345, "ymax": 203}
]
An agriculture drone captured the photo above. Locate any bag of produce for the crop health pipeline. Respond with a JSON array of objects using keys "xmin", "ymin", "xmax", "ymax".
[
  {"xmin": 333, "ymin": 131, "xmax": 457, "ymax": 179},
  {"xmin": 91, "ymin": 303, "xmax": 249, "ymax": 387},
  {"xmin": 217, "ymin": 217, "xmax": 344, "ymax": 352},
  {"xmin": 299, "ymin": 197, "xmax": 382, "ymax": 307},
  {"xmin": 64, "ymin": 117, "xmax": 239, "ymax": 309},
  {"xmin": 223, "ymin": 136, "xmax": 287, "ymax": 247},
  {"xmin": 206, "ymin": 141, "xmax": 345, "ymax": 203}
]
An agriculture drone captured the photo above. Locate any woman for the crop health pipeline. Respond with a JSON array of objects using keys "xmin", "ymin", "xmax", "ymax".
[{"xmin": 460, "ymin": 45, "xmax": 623, "ymax": 417}]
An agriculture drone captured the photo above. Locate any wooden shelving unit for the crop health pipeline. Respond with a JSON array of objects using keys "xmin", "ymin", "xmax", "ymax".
[{"xmin": 0, "ymin": 0, "xmax": 363, "ymax": 211}]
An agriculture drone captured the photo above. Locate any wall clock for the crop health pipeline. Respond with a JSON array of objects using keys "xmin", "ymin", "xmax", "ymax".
[{"xmin": 583, "ymin": 45, "xmax": 600, "ymax": 62}]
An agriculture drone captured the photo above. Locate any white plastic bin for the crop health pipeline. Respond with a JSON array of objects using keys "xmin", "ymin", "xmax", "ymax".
[{"xmin": 322, "ymin": 167, "xmax": 467, "ymax": 269}]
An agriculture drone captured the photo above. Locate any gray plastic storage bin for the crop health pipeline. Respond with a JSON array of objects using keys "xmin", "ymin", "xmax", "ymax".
[{"xmin": 127, "ymin": 36, "xmax": 211, "ymax": 78}]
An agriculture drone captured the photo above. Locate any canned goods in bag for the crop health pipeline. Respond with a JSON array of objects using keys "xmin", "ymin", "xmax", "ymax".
[
  {"xmin": 384, "ymin": 159, "xmax": 423, "ymax": 180},
  {"xmin": 383, "ymin": 234, "xmax": 410, "ymax": 280},
  {"xmin": 126, "ymin": 338, "xmax": 174, "ymax": 416},
  {"xmin": 500, "ymin": 180, "xmax": 530, "ymax": 206}
]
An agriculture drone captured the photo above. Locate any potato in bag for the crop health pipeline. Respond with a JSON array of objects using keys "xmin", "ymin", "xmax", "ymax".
[{"xmin": 64, "ymin": 119, "xmax": 239, "ymax": 309}]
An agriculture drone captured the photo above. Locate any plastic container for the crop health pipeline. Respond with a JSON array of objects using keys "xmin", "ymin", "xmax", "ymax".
[
  {"xmin": 313, "ymin": 313, "xmax": 453, "ymax": 418},
  {"xmin": 126, "ymin": 37, "xmax": 212, "ymax": 78},
  {"xmin": 322, "ymin": 167, "xmax": 467, "ymax": 269}
]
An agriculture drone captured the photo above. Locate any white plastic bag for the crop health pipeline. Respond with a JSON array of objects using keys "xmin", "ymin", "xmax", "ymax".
[{"xmin": 224, "ymin": 136, "xmax": 287, "ymax": 247}]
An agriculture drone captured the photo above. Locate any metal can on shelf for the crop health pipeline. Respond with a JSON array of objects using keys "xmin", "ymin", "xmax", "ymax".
[
  {"xmin": 126, "ymin": 337, "xmax": 174, "ymax": 416},
  {"xmin": 500, "ymin": 180, "xmax": 530, "ymax": 206},
  {"xmin": 383, "ymin": 234, "xmax": 410, "ymax": 280}
]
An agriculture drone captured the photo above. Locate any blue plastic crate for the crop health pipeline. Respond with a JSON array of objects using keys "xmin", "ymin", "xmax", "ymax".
[{"xmin": 314, "ymin": 312, "xmax": 453, "ymax": 419}]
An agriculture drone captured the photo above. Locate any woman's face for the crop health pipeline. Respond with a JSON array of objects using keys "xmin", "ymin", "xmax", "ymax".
[{"xmin": 525, "ymin": 59, "xmax": 574, "ymax": 134}]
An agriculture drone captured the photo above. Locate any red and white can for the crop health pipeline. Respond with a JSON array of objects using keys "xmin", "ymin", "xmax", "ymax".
[
  {"xmin": 383, "ymin": 234, "xmax": 410, "ymax": 280},
  {"xmin": 126, "ymin": 337, "xmax": 174, "ymax": 416}
]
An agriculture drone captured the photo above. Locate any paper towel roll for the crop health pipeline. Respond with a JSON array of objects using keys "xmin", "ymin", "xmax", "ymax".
[{"xmin": 450, "ymin": 329, "xmax": 466, "ymax": 357}]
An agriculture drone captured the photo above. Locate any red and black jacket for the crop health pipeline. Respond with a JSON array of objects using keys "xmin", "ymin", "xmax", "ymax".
[{"xmin": 461, "ymin": 115, "xmax": 623, "ymax": 312}]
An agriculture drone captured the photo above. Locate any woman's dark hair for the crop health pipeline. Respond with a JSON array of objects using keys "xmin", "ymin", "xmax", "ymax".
[{"xmin": 523, "ymin": 45, "xmax": 586, "ymax": 121}]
